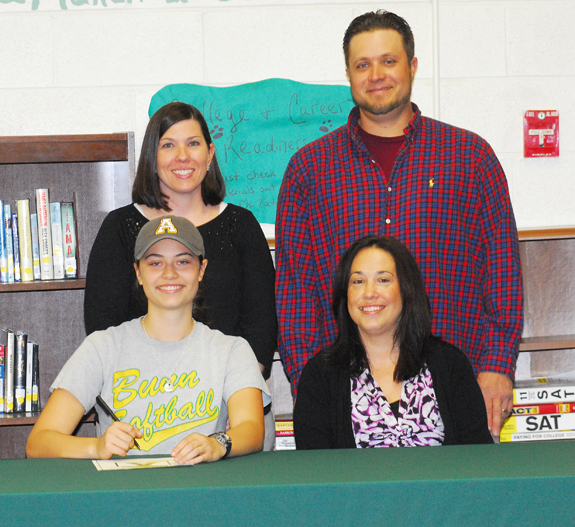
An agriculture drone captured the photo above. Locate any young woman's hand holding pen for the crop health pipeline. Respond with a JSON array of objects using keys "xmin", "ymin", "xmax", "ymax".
[{"xmin": 96, "ymin": 421, "xmax": 143, "ymax": 459}]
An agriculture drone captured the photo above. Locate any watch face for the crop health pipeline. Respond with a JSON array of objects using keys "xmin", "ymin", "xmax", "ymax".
[{"xmin": 211, "ymin": 432, "xmax": 232, "ymax": 459}]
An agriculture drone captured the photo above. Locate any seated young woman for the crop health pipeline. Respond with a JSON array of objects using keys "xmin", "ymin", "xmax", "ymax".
[
  {"xmin": 293, "ymin": 235, "xmax": 493, "ymax": 449},
  {"xmin": 27, "ymin": 216, "xmax": 270, "ymax": 464}
]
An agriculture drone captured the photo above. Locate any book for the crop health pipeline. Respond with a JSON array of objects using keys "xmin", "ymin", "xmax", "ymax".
[
  {"xmin": 26, "ymin": 342, "xmax": 34, "ymax": 412},
  {"xmin": 61, "ymin": 202, "xmax": 78, "ymax": 278},
  {"xmin": 16, "ymin": 199, "xmax": 34, "ymax": 282},
  {"xmin": 276, "ymin": 429, "xmax": 295, "ymax": 437},
  {"xmin": 513, "ymin": 378, "xmax": 575, "ymax": 405},
  {"xmin": 11, "ymin": 212, "xmax": 22, "ymax": 282},
  {"xmin": 1, "ymin": 329, "xmax": 15, "ymax": 413},
  {"xmin": 501, "ymin": 412, "xmax": 575, "ymax": 443},
  {"xmin": 14, "ymin": 332, "xmax": 27, "ymax": 413},
  {"xmin": 31, "ymin": 342, "xmax": 39, "ymax": 412},
  {"xmin": 50, "ymin": 202, "xmax": 64, "ymax": 279},
  {"xmin": 275, "ymin": 420, "xmax": 294, "ymax": 434},
  {"xmin": 512, "ymin": 402, "xmax": 575, "ymax": 416},
  {"xmin": 0, "ymin": 345, "xmax": 4, "ymax": 413},
  {"xmin": 30, "ymin": 212, "xmax": 42, "ymax": 280},
  {"xmin": 35, "ymin": 189, "xmax": 54, "ymax": 280},
  {"xmin": 501, "ymin": 429, "xmax": 575, "ymax": 443},
  {"xmin": 274, "ymin": 414, "xmax": 296, "ymax": 450},
  {"xmin": 4, "ymin": 204, "xmax": 15, "ymax": 283},
  {"xmin": 275, "ymin": 436, "xmax": 296, "ymax": 450},
  {"xmin": 0, "ymin": 199, "xmax": 7, "ymax": 283}
]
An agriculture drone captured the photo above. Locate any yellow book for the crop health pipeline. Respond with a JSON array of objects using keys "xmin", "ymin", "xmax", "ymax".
[{"xmin": 16, "ymin": 200, "xmax": 34, "ymax": 282}]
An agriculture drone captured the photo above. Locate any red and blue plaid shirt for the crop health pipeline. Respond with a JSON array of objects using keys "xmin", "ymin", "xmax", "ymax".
[{"xmin": 276, "ymin": 104, "xmax": 523, "ymax": 393}]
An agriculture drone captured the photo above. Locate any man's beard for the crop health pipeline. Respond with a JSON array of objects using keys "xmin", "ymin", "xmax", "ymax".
[{"xmin": 353, "ymin": 84, "xmax": 412, "ymax": 116}]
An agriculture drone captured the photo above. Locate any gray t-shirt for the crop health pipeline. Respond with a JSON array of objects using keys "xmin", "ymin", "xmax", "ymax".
[{"xmin": 52, "ymin": 318, "xmax": 271, "ymax": 455}]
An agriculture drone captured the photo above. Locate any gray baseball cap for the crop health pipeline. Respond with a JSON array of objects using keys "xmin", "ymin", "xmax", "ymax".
[{"xmin": 134, "ymin": 215, "xmax": 205, "ymax": 261}]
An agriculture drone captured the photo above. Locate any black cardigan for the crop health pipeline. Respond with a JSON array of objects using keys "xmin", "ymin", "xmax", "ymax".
[
  {"xmin": 294, "ymin": 336, "xmax": 494, "ymax": 449},
  {"xmin": 84, "ymin": 203, "xmax": 278, "ymax": 376}
]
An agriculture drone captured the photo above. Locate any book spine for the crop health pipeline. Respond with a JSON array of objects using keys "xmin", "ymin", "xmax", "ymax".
[
  {"xmin": 31, "ymin": 343, "xmax": 39, "ymax": 412},
  {"xmin": 501, "ymin": 412, "xmax": 575, "ymax": 443},
  {"xmin": 275, "ymin": 429, "xmax": 295, "ymax": 437},
  {"xmin": 275, "ymin": 423, "xmax": 294, "ymax": 432},
  {"xmin": 513, "ymin": 384, "xmax": 575, "ymax": 405},
  {"xmin": 512, "ymin": 402, "xmax": 575, "ymax": 416},
  {"xmin": 275, "ymin": 421, "xmax": 294, "ymax": 430},
  {"xmin": 500, "ymin": 429, "xmax": 575, "ymax": 443},
  {"xmin": 26, "ymin": 342, "xmax": 34, "ymax": 412},
  {"xmin": 274, "ymin": 437, "xmax": 296, "ymax": 450},
  {"xmin": 50, "ymin": 202, "xmax": 65, "ymax": 279},
  {"xmin": 30, "ymin": 212, "xmax": 42, "ymax": 280},
  {"xmin": 61, "ymin": 202, "xmax": 78, "ymax": 278},
  {"xmin": 4, "ymin": 205, "xmax": 15, "ymax": 283},
  {"xmin": 3, "ymin": 329, "xmax": 15, "ymax": 413},
  {"xmin": 0, "ymin": 345, "xmax": 4, "ymax": 413},
  {"xmin": 11, "ymin": 212, "xmax": 21, "ymax": 282},
  {"xmin": 16, "ymin": 199, "xmax": 34, "ymax": 282},
  {"xmin": 0, "ymin": 199, "xmax": 7, "ymax": 283},
  {"xmin": 35, "ymin": 189, "xmax": 54, "ymax": 280},
  {"xmin": 14, "ymin": 332, "xmax": 27, "ymax": 413}
]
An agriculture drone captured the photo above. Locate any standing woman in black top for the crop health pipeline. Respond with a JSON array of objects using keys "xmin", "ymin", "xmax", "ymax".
[{"xmin": 84, "ymin": 102, "xmax": 277, "ymax": 449}]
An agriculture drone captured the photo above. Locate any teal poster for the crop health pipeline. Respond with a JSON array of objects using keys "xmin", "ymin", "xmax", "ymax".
[{"xmin": 149, "ymin": 79, "xmax": 354, "ymax": 225}]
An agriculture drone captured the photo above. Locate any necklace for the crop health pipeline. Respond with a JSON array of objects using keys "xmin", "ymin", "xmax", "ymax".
[{"xmin": 141, "ymin": 316, "xmax": 195, "ymax": 392}]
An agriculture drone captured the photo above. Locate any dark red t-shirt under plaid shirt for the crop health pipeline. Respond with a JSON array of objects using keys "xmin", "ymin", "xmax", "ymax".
[{"xmin": 275, "ymin": 104, "xmax": 524, "ymax": 394}]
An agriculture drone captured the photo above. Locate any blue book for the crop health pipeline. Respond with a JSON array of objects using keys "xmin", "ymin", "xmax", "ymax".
[
  {"xmin": 30, "ymin": 212, "xmax": 41, "ymax": 280},
  {"xmin": 0, "ymin": 199, "xmax": 8, "ymax": 283},
  {"xmin": 11, "ymin": 212, "xmax": 21, "ymax": 282},
  {"xmin": 50, "ymin": 202, "xmax": 64, "ymax": 279},
  {"xmin": 4, "ymin": 204, "xmax": 15, "ymax": 283}
]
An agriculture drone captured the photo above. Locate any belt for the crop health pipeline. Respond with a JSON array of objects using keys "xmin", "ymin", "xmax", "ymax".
[{"xmin": 264, "ymin": 403, "xmax": 272, "ymax": 416}]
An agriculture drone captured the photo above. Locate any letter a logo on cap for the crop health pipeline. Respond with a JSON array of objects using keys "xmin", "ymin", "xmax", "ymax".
[{"xmin": 155, "ymin": 218, "xmax": 178, "ymax": 235}]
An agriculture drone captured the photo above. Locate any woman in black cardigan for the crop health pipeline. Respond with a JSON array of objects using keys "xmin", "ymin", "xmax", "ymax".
[{"xmin": 294, "ymin": 236, "xmax": 493, "ymax": 449}]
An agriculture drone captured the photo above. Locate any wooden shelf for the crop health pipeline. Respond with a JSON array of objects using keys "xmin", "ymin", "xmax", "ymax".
[
  {"xmin": 0, "ymin": 412, "xmax": 41, "ymax": 426},
  {"xmin": 0, "ymin": 410, "xmax": 95, "ymax": 427},
  {"xmin": 520, "ymin": 335, "xmax": 575, "ymax": 352},
  {"xmin": 0, "ymin": 133, "xmax": 130, "ymax": 165},
  {"xmin": 0, "ymin": 279, "xmax": 86, "ymax": 293},
  {"xmin": 518, "ymin": 226, "xmax": 575, "ymax": 241}
]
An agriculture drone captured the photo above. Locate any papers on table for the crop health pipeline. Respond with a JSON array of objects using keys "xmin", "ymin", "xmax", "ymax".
[{"xmin": 92, "ymin": 457, "xmax": 184, "ymax": 471}]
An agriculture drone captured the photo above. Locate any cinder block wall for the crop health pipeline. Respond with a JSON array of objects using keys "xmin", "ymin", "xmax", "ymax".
[{"xmin": 1, "ymin": 0, "xmax": 573, "ymax": 229}]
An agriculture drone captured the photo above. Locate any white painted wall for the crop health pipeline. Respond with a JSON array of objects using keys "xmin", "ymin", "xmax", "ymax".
[{"xmin": 1, "ymin": 0, "xmax": 573, "ymax": 230}]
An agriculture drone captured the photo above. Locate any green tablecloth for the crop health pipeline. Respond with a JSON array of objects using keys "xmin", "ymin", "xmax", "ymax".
[{"xmin": 1, "ymin": 442, "xmax": 574, "ymax": 526}]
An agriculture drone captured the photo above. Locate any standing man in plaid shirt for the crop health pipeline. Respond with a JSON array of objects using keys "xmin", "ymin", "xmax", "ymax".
[{"xmin": 275, "ymin": 10, "xmax": 523, "ymax": 438}]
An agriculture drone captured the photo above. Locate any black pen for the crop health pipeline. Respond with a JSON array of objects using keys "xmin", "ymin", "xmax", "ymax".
[{"xmin": 96, "ymin": 395, "xmax": 141, "ymax": 450}]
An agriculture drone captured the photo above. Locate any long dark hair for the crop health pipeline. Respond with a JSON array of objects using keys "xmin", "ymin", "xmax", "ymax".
[
  {"xmin": 132, "ymin": 102, "xmax": 225, "ymax": 210},
  {"xmin": 325, "ymin": 236, "xmax": 431, "ymax": 381}
]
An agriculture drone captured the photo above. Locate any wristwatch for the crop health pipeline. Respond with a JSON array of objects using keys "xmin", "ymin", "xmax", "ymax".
[{"xmin": 209, "ymin": 432, "xmax": 232, "ymax": 460}]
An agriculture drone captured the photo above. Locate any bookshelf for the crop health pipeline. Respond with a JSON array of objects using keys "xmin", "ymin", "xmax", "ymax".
[
  {"xmin": 0, "ymin": 131, "xmax": 572, "ymax": 458},
  {"xmin": 518, "ymin": 227, "xmax": 575, "ymax": 376},
  {"xmin": 0, "ymin": 133, "xmax": 134, "ymax": 459}
]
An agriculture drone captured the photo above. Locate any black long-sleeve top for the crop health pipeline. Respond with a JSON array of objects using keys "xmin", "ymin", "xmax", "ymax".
[
  {"xmin": 84, "ymin": 203, "xmax": 278, "ymax": 377},
  {"xmin": 294, "ymin": 336, "xmax": 494, "ymax": 448}
]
